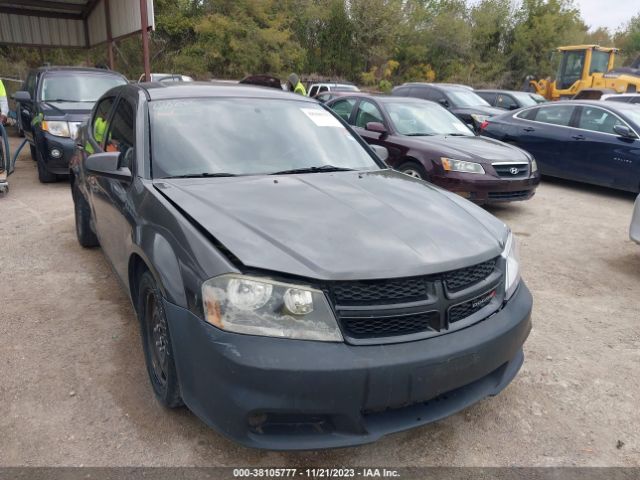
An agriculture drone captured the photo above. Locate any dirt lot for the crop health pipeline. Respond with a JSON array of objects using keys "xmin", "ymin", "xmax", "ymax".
[{"xmin": 0, "ymin": 134, "xmax": 638, "ymax": 467}]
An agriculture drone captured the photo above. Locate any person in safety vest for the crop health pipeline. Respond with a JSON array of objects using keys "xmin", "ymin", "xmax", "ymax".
[
  {"xmin": 0, "ymin": 79, "xmax": 8, "ymax": 125},
  {"xmin": 287, "ymin": 73, "xmax": 306, "ymax": 96}
]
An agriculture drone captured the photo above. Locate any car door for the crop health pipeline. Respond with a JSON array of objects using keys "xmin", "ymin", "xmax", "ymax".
[
  {"xmin": 87, "ymin": 95, "xmax": 137, "ymax": 281},
  {"xmin": 329, "ymin": 98, "xmax": 357, "ymax": 122},
  {"xmin": 570, "ymin": 105, "xmax": 640, "ymax": 190},
  {"xmin": 351, "ymin": 99, "xmax": 405, "ymax": 164},
  {"xmin": 512, "ymin": 104, "xmax": 574, "ymax": 178},
  {"xmin": 19, "ymin": 72, "xmax": 37, "ymax": 141},
  {"xmin": 496, "ymin": 93, "xmax": 518, "ymax": 110}
]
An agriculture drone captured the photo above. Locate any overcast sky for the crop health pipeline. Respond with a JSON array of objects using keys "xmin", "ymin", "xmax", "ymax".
[{"xmin": 575, "ymin": 0, "xmax": 638, "ymax": 31}]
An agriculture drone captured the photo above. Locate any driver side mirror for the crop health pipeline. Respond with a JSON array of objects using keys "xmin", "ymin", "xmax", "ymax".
[
  {"xmin": 509, "ymin": 104, "xmax": 519, "ymax": 110},
  {"xmin": 613, "ymin": 124, "xmax": 637, "ymax": 139},
  {"xmin": 438, "ymin": 98, "xmax": 450, "ymax": 108},
  {"xmin": 85, "ymin": 152, "xmax": 132, "ymax": 181},
  {"xmin": 12, "ymin": 91, "xmax": 31, "ymax": 103},
  {"xmin": 370, "ymin": 144, "xmax": 389, "ymax": 163},
  {"xmin": 365, "ymin": 122, "xmax": 387, "ymax": 135}
]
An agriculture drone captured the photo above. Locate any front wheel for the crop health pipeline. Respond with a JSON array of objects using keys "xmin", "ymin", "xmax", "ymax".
[
  {"xmin": 397, "ymin": 161, "xmax": 428, "ymax": 180},
  {"xmin": 137, "ymin": 271, "xmax": 183, "ymax": 408},
  {"xmin": 35, "ymin": 147, "xmax": 57, "ymax": 183},
  {"xmin": 72, "ymin": 186, "xmax": 98, "ymax": 247}
]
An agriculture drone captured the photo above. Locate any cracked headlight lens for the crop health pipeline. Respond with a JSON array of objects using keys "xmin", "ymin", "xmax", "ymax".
[{"xmin": 202, "ymin": 274, "xmax": 342, "ymax": 342}]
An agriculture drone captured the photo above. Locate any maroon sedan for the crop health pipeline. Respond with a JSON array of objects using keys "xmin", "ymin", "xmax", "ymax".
[{"xmin": 326, "ymin": 95, "xmax": 540, "ymax": 204}]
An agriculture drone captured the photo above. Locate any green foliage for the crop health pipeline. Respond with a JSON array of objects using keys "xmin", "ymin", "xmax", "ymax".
[{"xmin": 1, "ymin": 0, "xmax": 638, "ymax": 89}]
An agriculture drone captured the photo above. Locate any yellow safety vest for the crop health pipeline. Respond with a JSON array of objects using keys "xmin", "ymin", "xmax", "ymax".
[{"xmin": 294, "ymin": 81, "xmax": 307, "ymax": 96}]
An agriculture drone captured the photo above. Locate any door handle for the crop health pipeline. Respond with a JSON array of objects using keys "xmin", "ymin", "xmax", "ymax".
[
  {"xmin": 572, "ymin": 134, "xmax": 586, "ymax": 140},
  {"xmin": 523, "ymin": 127, "xmax": 535, "ymax": 132}
]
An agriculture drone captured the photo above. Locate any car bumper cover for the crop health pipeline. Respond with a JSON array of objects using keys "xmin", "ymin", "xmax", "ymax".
[{"xmin": 164, "ymin": 282, "xmax": 533, "ymax": 450}]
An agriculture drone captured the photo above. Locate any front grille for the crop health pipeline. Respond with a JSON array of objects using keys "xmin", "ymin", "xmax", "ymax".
[
  {"xmin": 488, "ymin": 190, "xmax": 530, "ymax": 200},
  {"xmin": 341, "ymin": 311, "xmax": 441, "ymax": 338},
  {"xmin": 448, "ymin": 289, "xmax": 497, "ymax": 323},
  {"xmin": 492, "ymin": 162, "xmax": 530, "ymax": 178},
  {"xmin": 332, "ymin": 277, "xmax": 428, "ymax": 305},
  {"xmin": 444, "ymin": 259, "xmax": 496, "ymax": 292},
  {"xmin": 329, "ymin": 258, "xmax": 501, "ymax": 343}
]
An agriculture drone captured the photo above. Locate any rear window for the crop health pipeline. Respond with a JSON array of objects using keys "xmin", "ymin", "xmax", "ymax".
[{"xmin": 40, "ymin": 73, "xmax": 127, "ymax": 102}]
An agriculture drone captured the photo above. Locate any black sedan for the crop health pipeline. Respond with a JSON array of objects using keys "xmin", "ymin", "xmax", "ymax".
[
  {"xmin": 70, "ymin": 83, "xmax": 531, "ymax": 450},
  {"xmin": 476, "ymin": 90, "xmax": 546, "ymax": 110},
  {"xmin": 480, "ymin": 100, "xmax": 640, "ymax": 192}
]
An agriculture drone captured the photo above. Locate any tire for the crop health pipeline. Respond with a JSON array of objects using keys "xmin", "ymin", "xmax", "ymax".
[
  {"xmin": 72, "ymin": 186, "xmax": 99, "ymax": 247},
  {"xmin": 398, "ymin": 161, "xmax": 428, "ymax": 180},
  {"xmin": 30, "ymin": 144, "xmax": 37, "ymax": 161},
  {"xmin": 137, "ymin": 271, "xmax": 183, "ymax": 408},
  {"xmin": 35, "ymin": 147, "xmax": 57, "ymax": 183}
]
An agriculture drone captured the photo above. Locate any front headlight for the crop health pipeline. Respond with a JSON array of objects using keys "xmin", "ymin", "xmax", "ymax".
[
  {"xmin": 42, "ymin": 120, "xmax": 70, "ymax": 138},
  {"xmin": 531, "ymin": 157, "xmax": 538, "ymax": 173},
  {"xmin": 470, "ymin": 114, "xmax": 490, "ymax": 125},
  {"xmin": 441, "ymin": 157, "xmax": 485, "ymax": 174},
  {"xmin": 202, "ymin": 274, "xmax": 343, "ymax": 342},
  {"xmin": 501, "ymin": 232, "xmax": 521, "ymax": 300}
]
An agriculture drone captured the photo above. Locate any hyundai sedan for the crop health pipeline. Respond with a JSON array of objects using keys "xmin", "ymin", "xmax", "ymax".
[
  {"xmin": 480, "ymin": 100, "xmax": 640, "ymax": 192},
  {"xmin": 70, "ymin": 83, "xmax": 532, "ymax": 450},
  {"xmin": 327, "ymin": 95, "xmax": 540, "ymax": 204}
]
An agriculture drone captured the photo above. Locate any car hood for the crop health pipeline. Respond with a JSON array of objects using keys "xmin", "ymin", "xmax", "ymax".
[
  {"xmin": 451, "ymin": 105, "xmax": 505, "ymax": 117},
  {"xmin": 156, "ymin": 170, "xmax": 508, "ymax": 280},
  {"xmin": 407, "ymin": 135, "xmax": 531, "ymax": 163},
  {"xmin": 41, "ymin": 101, "xmax": 93, "ymax": 122}
]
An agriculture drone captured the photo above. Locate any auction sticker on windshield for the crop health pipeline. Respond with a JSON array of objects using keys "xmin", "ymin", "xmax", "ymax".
[{"xmin": 301, "ymin": 108, "xmax": 343, "ymax": 127}]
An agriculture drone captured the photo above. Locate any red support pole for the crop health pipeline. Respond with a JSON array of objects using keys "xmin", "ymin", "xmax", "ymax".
[
  {"xmin": 104, "ymin": 0, "xmax": 115, "ymax": 70},
  {"xmin": 140, "ymin": 0, "xmax": 151, "ymax": 82}
]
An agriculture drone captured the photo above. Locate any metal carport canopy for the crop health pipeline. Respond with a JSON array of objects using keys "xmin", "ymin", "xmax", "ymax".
[{"xmin": 0, "ymin": 0, "xmax": 155, "ymax": 79}]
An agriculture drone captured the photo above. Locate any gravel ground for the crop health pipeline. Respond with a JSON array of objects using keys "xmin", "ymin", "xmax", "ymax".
[{"xmin": 1, "ymin": 134, "xmax": 638, "ymax": 467}]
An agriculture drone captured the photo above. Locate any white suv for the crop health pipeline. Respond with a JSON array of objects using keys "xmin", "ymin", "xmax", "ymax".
[{"xmin": 602, "ymin": 93, "xmax": 640, "ymax": 104}]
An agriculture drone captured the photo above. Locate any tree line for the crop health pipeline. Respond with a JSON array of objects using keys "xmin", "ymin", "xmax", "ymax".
[{"xmin": 1, "ymin": 0, "xmax": 640, "ymax": 91}]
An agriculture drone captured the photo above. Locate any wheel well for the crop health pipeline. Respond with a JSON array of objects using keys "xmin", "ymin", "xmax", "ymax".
[{"xmin": 128, "ymin": 254, "xmax": 149, "ymax": 311}]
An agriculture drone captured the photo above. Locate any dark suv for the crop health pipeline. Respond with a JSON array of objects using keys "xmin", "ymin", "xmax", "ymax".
[
  {"xmin": 13, "ymin": 67, "xmax": 127, "ymax": 183},
  {"xmin": 392, "ymin": 83, "xmax": 503, "ymax": 131}
]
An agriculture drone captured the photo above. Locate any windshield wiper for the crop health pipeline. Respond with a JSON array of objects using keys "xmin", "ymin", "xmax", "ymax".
[
  {"xmin": 163, "ymin": 172, "xmax": 237, "ymax": 178},
  {"xmin": 270, "ymin": 165, "xmax": 354, "ymax": 175},
  {"xmin": 445, "ymin": 133, "xmax": 471, "ymax": 136}
]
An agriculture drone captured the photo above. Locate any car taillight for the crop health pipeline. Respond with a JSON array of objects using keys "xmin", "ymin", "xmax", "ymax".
[{"xmin": 480, "ymin": 120, "xmax": 489, "ymax": 131}]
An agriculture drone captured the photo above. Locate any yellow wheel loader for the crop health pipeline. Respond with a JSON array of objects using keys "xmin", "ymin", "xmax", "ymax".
[{"xmin": 529, "ymin": 45, "xmax": 640, "ymax": 101}]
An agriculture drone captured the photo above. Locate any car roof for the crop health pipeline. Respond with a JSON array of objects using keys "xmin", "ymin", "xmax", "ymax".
[
  {"xmin": 328, "ymin": 94, "xmax": 433, "ymax": 105},
  {"xmin": 135, "ymin": 82, "xmax": 318, "ymax": 102},
  {"xmin": 34, "ymin": 66, "xmax": 124, "ymax": 76},
  {"xmin": 522, "ymin": 99, "xmax": 640, "ymax": 115},
  {"xmin": 399, "ymin": 83, "xmax": 473, "ymax": 91}
]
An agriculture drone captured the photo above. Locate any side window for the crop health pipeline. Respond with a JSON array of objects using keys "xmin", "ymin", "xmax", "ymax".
[
  {"xmin": 497, "ymin": 94, "xmax": 517, "ymax": 110},
  {"xmin": 330, "ymin": 98, "xmax": 356, "ymax": 122},
  {"xmin": 393, "ymin": 86, "xmax": 410, "ymax": 97},
  {"xmin": 318, "ymin": 86, "xmax": 329, "ymax": 93},
  {"xmin": 577, "ymin": 106, "xmax": 625, "ymax": 135},
  {"xmin": 354, "ymin": 100, "xmax": 384, "ymax": 128},
  {"xmin": 26, "ymin": 74, "xmax": 36, "ymax": 98},
  {"xmin": 534, "ymin": 105, "xmax": 575, "ymax": 126},
  {"xmin": 478, "ymin": 92, "xmax": 497, "ymax": 105},
  {"xmin": 631, "ymin": 97, "xmax": 640, "ymax": 104},
  {"xmin": 91, "ymin": 97, "xmax": 115, "ymax": 148},
  {"xmin": 105, "ymin": 99, "xmax": 135, "ymax": 168},
  {"xmin": 309, "ymin": 86, "xmax": 318, "ymax": 97},
  {"xmin": 517, "ymin": 107, "xmax": 539, "ymax": 121},
  {"xmin": 412, "ymin": 87, "xmax": 433, "ymax": 101}
]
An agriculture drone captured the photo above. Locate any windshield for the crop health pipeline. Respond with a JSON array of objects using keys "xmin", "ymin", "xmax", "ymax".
[
  {"xmin": 447, "ymin": 90, "xmax": 491, "ymax": 108},
  {"xmin": 41, "ymin": 74, "xmax": 127, "ymax": 102},
  {"xmin": 619, "ymin": 109, "xmax": 640, "ymax": 129},
  {"xmin": 510, "ymin": 92, "xmax": 539, "ymax": 107},
  {"xmin": 150, "ymin": 98, "xmax": 381, "ymax": 178},
  {"xmin": 529, "ymin": 93, "xmax": 546, "ymax": 104},
  {"xmin": 385, "ymin": 101, "xmax": 474, "ymax": 136}
]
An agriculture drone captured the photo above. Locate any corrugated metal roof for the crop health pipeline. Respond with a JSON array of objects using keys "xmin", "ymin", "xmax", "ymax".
[{"xmin": 0, "ymin": 0, "xmax": 154, "ymax": 48}]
